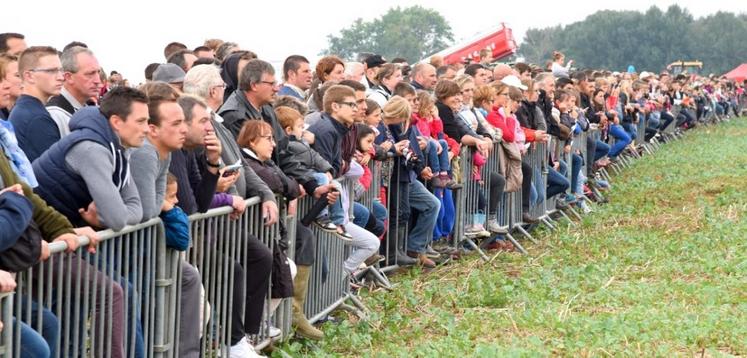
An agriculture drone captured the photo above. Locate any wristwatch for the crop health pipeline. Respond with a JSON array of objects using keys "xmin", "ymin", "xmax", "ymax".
[{"xmin": 206, "ymin": 158, "xmax": 222, "ymax": 168}]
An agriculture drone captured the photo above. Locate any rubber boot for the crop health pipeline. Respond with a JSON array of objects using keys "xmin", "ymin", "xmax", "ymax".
[
  {"xmin": 292, "ymin": 265, "xmax": 324, "ymax": 340},
  {"xmin": 395, "ymin": 226, "xmax": 417, "ymax": 266}
]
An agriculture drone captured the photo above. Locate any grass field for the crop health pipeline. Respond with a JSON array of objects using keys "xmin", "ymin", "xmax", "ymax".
[{"xmin": 279, "ymin": 119, "xmax": 747, "ymax": 357}]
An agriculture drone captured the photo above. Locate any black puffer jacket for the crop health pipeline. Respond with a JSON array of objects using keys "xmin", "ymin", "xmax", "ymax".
[{"xmin": 241, "ymin": 148, "xmax": 301, "ymax": 201}]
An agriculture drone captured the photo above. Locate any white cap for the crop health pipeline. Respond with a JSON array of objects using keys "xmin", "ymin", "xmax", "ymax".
[
  {"xmin": 640, "ymin": 71, "xmax": 652, "ymax": 79},
  {"xmin": 500, "ymin": 75, "xmax": 527, "ymax": 90}
]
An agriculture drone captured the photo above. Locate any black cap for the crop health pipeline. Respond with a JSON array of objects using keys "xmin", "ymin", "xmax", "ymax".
[{"xmin": 364, "ymin": 55, "xmax": 387, "ymax": 69}]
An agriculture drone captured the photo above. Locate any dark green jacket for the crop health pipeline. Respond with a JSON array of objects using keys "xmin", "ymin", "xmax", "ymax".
[{"xmin": 0, "ymin": 148, "xmax": 74, "ymax": 241}]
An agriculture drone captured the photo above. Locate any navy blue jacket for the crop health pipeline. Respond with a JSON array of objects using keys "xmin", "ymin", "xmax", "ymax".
[
  {"xmin": 375, "ymin": 122, "xmax": 426, "ymax": 183},
  {"xmin": 32, "ymin": 107, "xmax": 129, "ymax": 227},
  {"xmin": 9, "ymin": 95, "xmax": 60, "ymax": 162},
  {"xmin": 308, "ymin": 113, "xmax": 350, "ymax": 177},
  {"xmin": 0, "ymin": 191, "xmax": 33, "ymax": 251}
]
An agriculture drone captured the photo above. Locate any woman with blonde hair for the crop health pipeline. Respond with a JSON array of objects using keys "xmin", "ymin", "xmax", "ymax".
[{"xmin": 377, "ymin": 96, "xmax": 441, "ymax": 268}]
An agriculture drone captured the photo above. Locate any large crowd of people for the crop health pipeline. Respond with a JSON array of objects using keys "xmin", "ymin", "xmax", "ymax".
[{"xmin": 0, "ymin": 31, "xmax": 744, "ymax": 357}]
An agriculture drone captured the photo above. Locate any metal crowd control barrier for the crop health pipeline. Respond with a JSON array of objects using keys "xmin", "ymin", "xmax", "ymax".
[
  {"xmin": 453, "ymin": 141, "xmax": 510, "ymax": 259},
  {"xmin": 378, "ymin": 156, "xmax": 405, "ymax": 272},
  {"xmin": 8, "ymin": 218, "xmax": 169, "ymax": 358},
  {"xmin": 558, "ymin": 138, "xmax": 582, "ymax": 223},
  {"xmin": 587, "ymin": 127, "xmax": 610, "ymax": 200},
  {"xmin": 185, "ymin": 197, "xmax": 291, "ymax": 356},
  {"xmin": 525, "ymin": 141, "xmax": 556, "ymax": 231},
  {"xmin": 0, "ymin": 293, "xmax": 11, "ymax": 356},
  {"xmin": 299, "ymin": 177, "xmax": 366, "ymax": 324}
]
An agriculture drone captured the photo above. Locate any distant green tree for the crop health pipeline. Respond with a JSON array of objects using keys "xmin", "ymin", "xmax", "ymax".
[
  {"xmin": 322, "ymin": 6, "xmax": 453, "ymax": 63},
  {"xmin": 518, "ymin": 5, "xmax": 747, "ymax": 74}
]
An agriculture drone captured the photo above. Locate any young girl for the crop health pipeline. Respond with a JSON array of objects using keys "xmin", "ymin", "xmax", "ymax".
[
  {"xmin": 412, "ymin": 91, "xmax": 457, "ymax": 188},
  {"xmin": 353, "ymin": 124, "xmax": 387, "ymax": 239}
]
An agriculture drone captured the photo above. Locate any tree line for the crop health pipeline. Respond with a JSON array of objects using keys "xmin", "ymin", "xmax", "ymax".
[{"xmin": 519, "ymin": 5, "xmax": 747, "ymax": 75}]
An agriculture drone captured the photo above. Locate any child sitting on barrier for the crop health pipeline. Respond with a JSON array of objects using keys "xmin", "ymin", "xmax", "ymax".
[
  {"xmin": 412, "ymin": 91, "xmax": 459, "ymax": 189},
  {"xmin": 275, "ymin": 106, "xmax": 350, "ymax": 240}
]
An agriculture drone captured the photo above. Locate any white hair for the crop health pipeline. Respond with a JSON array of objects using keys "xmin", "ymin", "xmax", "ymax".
[
  {"xmin": 183, "ymin": 64, "xmax": 223, "ymax": 99},
  {"xmin": 344, "ymin": 62, "xmax": 363, "ymax": 76}
]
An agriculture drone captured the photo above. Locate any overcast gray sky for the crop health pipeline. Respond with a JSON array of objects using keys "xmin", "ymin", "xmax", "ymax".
[{"xmin": 3, "ymin": 0, "xmax": 744, "ymax": 83}]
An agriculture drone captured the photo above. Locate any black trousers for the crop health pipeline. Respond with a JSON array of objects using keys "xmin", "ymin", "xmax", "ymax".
[
  {"xmin": 230, "ymin": 235, "xmax": 273, "ymax": 344},
  {"xmin": 521, "ymin": 162, "xmax": 532, "ymax": 211}
]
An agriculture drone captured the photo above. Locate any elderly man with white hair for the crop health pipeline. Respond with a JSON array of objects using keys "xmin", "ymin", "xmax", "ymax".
[
  {"xmin": 345, "ymin": 61, "xmax": 364, "ymax": 82},
  {"xmin": 183, "ymin": 64, "xmax": 279, "ymax": 223}
]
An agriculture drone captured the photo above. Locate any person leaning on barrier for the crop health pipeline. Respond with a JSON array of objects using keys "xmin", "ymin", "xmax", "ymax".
[
  {"xmin": 128, "ymin": 85, "xmax": 204, "ymax": 358},
  {"xmin": 237, "ymin": 119, "xmax": 332, "ymax": 340},
  {"xmin": 436, "ymin": 79, "xmax": 508, "ymax": 234},
  {"xmin": 219, "ymin": 58, "xmax": 305, "ymax": 179},
  {"xmin": 183, "ymin": 64, "xmax": 279, "ymax": 225},
  {"xmin": 376, "ymin": 96, "xmax": 442, "ymax": 268},
  {"xmin": 308, "ymin": 84, "xmax": 381, "ymax": 272},
  {"xmin": 46, "ymin": 46, "xmax": 102, "ymax": 138},
  {"xmin": 32, "ymin": 86, "xmax": 148, "ymax": 357},
  {"xmin": 170, "ymin": 94, "xmax": 270, "ymax": 356},
  {"xmin": 0, "ymin": 182, "xmax": 62, "ymax": 357}
]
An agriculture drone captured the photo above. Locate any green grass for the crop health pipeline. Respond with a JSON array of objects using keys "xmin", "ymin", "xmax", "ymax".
[{"xmin": 278, "ymin": 119, "xmax": 747, "ymax": 357}]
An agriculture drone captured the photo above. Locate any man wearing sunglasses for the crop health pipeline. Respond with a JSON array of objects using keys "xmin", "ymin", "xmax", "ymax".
[{"xmin": 9, "ymin": 46, "xmax": 64, "ymax": 162}]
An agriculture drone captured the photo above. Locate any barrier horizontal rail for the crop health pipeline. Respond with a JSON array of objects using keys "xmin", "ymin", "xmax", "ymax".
[
  {"xmin": 7, "ymin": 218, "xmax": 166, "ymax": 358},
  {"xmin": 184, "ymin": 196, "xmax": 292, "ymax": 355}
]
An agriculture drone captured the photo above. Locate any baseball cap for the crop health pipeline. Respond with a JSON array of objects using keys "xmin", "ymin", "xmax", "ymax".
[
  {"xmin": 364, "ymin": 55, "xmax": 387, "ymax": 69},
  {"xmin": 153, "ymin": 63, "xmax": 186, "ymax": 83},
  {"xmin": 501, "ymin": 75, "xmax": 528, "ymax": 90}
]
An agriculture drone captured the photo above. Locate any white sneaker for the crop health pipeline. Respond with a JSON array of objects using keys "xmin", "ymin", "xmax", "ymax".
[
  {"xmin": 267, "ymin": 323, "xmax": 282, "ymax": 339},
  {"xmin": 486, "ymin": 219, "xmax": 508, "ymax": 234},
  {"xmin": 230, "ymin": 337, "xmax": 264, "ymax": 357},
  {"xmin": 579, "ymin": 200, "xmax": 592, "ymax": 214}
]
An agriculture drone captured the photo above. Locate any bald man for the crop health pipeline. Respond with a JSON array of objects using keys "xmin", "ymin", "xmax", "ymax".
[{"xmin": 492, "ymin": 63, "xmax": 516, "ymax": 82}]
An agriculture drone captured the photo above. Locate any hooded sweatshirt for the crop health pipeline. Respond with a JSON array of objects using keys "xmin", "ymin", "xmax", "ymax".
[{"xmin": 33, "ymin": 107, "xmax": 142, "ymax": 230}]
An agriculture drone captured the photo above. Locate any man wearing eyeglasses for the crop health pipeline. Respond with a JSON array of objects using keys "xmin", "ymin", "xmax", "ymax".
[
  {"xmin": 8, "ymin": 46, "xmax": 65, "ymax": 162},
  {"xmin": 219, "ymin": 59, "xmax": 304, "ymax": 177},
  {"xmin": 46, "ymin": 46, "xmax": 102, "ymax": 138}
]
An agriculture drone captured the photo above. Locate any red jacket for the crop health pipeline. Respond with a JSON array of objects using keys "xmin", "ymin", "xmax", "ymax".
[{"xmin": 486, "ymin": 106, "xmax": 516, "ymax": 143}]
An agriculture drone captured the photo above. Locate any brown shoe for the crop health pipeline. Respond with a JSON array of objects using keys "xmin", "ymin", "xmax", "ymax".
[
  {"xmin": 522, "ymin": 212, "xmax": 539, "ymax": 224},
  {"xmin": 407, "ymin": 251, "xmax": 436, "ymax": 268}
]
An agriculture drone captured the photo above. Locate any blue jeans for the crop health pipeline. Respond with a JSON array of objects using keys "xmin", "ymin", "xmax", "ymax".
[
  {"xmin": 314, "ymin": 173, "xmax": 345, "ymax": 225},
  {"xmin": 608, "ymin": 124, "xmax": 632, "ymax": 158},
  {"xmin": 530, "ymin": 166, "xmax": 545, "ymax": 206},
  {"xmin": 569, "ymin": 153, "xmax": 583, "ymax": 194},
  {"xmin": 594, "ymin": 140, "xmax": 610, "ymax": 162},
  {"xmin": 372, "ymin": 200, "xmax": 387, "ymax": 222},
  {"xmin": 425, "ymin": 139, "xmax": 450, "ymax": 173},
  {"xmin": 16, "ymin": 301, "xmax": 58, "ymax": 358},
  {"xmin": 648, "ymin": 112, "xmax": 661, "ymax": 129},
  {"xmin": 407, "ymin": 180, "xmax": 441, "ymax": 253},
  {"xmin": 353, "ymin": 201, "xmax": 385, "ymax": 237},
  {"xmin": 546, "ymin": 166, "xmax": 570, "ymax": 199},
  {"xmin": 432, "ymin": 188, "xmax": 455, "ymax": 240},
  {"xmin": 621, "ymin": 122, "xmax": 637, "ymax": 141}
]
